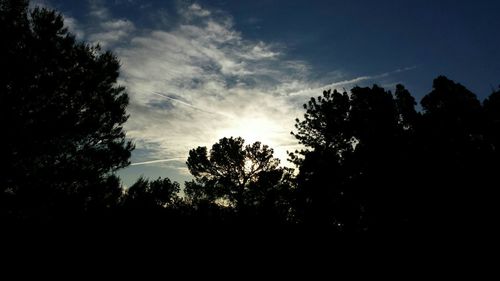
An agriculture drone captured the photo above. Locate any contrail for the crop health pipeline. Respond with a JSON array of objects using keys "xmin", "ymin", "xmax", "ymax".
[
  {"xmin": 327, "ymin": 65, "xmax": 417, "ymax": 88},
  {"xmin": 130, "ymin": 157, "xmax": 186, "ymax": 166},
  {"xmin": 290, "ymin": 66, "xmax": 417, "ymax": 96},
  {"xmin": 152, "ymin": 91, "xmax": 230, "ymax": 117}
]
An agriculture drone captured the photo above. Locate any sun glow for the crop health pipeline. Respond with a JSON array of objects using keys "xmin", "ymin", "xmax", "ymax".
[
  {"xmin": 215, "ymin": 115, "xmax": 295, "ymax": 166},
  {"xmin": 216, "ymin": 116, "xmax": 278, "ymax": 145}
]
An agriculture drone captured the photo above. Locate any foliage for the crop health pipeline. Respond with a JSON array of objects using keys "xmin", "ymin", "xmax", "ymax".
[
  {"xmin": 0, "ymin": 0, "xmax": 133, "ymax": 221},
  {"xmin": 291, "ymin": 76, "xmax": 500, "ymax": 232},
  {"xmin": 185, "ymin": 137, "xmax": 294, "ymax": 223},
  {"xmin": 123, "ymin": 177, "xmax": 180, "ymax": 209},
  {"xmin": 2, "ymin": 1, "xmax": 499, "ymax": 232}
]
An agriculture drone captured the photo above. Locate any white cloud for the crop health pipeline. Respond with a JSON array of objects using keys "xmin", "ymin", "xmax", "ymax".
[
  {"xmin": 105, "ymin": 3, "xmax": 315, "ymax": 170},
  {"xmin": 181, "ymin": 3, "xmax": 211, "ymax": 19},
  {"xmin": 88, "ymin": 19, "xmax": 135, "ymax": 48},
  {"xmin": 29, "ymin": 0, "xmax": 52, "ymax": 9},
  {"xmin": 243, "ymin": 41, "xmax": 281, "ymax": 60},
  {"xmin": 63, "ymin": 16, "xmax": 85, "ymax": 39},
  {"xmin": 100, "ymin": 19, "xmax": 134, "ymax": 30},
  {"xmin": 71, "ymin": 2, "xmax": 415, "ymax": 177},
  {"xmin": 88, "ymin": 0, "xmax": 110, "ymax": 20},
  {"xmin": 33, "ymin": 0, "xmax": 135, "ymax": 49},
  {"xmin": 130, "ymin": 157, "xmax": 187, "ymax": 166},
  {"xmin": 288, "ymin": 66, "xmax": 418, "ymax": 97}
]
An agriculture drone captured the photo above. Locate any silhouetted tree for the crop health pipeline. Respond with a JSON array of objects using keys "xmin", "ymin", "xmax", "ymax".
[
  {"xmin": 395, "ymin": 84, "xmax": 418, "ymax": 130},
  {"xmin": 290, "ymin": 89, "xmax": 354, "ymax": 227},
  {"xmin": 1, "ymin": 1, "xmax": 496, "ymax": 232},
  {"xmin": 185, "ymin": 137, "xmax": 294, "ymax": 223},
  {"xmin": 484, "ymin": 87, "xmax": 500, "ymax": 153},
  {"xmin": 0, "ymin": 0, "xmax": 133, "ymax": 222},
  {"xmin": 123, "ymin": 177, "xmax": 180, "ymax": 209},
  {"xmin": 482, "ymin": 87, "xmax": 500, "ymax": 227},
  {"xmin": 292, "ymin": 86, "xmax": 418, "ymax": 231},
  {"xmin": 116, "ymin": 177, "xmax": 184, "ymax": 225},
  {"xmin": 417, "ymin": 76, "xmax": 493, "ymax": 230},
  {"xmin": 292, "ymin": 76, "xmax": 500, "ymax": 232}
]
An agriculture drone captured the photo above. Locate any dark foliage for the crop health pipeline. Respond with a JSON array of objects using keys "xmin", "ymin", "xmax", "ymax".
[
  {"xmin": 416, "ymin": 76, "xmax": 495, "ymax": 231},
  {"xmin": 185, "ymin": 137, "xmax": 295, "ymax": 224},
  {"xmin": 2, "ymin": 1, "xmax": 498, "ymax": 234},
  {"xmin": 291, "ymin": 76, "xmax": 499, "ymax": 232},
  {"xmin": 0, "ymin": 0, "xmax": 133, "ymax": 223},
  {"xmin": 123, "ymin": 177, "xmax": 180, "ymax": 209},
  {"xmin": 290, "ymin": 85, "xmax": 412, "ymax": 230}
]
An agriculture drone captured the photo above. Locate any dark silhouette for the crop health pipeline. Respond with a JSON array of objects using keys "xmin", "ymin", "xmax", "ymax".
[
  {"xmin": 0, "ymin": 0, "xmax": 133, "ymax": 224},
  {"xmin": 185, "ymin": 137, "xmax": 294, "ymax": 224},
  {"xmin": 117, "ymin": 177, "xmax": 185, "ymax": 226},
  {"xmin": 291, "ymin": 76, "xmax": 499, "ymax": 232},
  {"xmin": 123, "ymin": 177, "xmax": 180, "ymax": 210},
  {"xmin": 1, "ymin": 0, "xmax": 498, "ymax": 234},
  {"xmin": 416, "ymin": 76, "xmax": 495, "ymax": 231},
  {"xmin": 290, "ymin": 86, "xmax": 414, "ymax": 230}
]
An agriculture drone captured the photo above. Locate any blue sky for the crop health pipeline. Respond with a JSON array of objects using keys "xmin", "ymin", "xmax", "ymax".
[{"xmin": 32, "ymin": 0, "xmax": 500, "ymax": 187}]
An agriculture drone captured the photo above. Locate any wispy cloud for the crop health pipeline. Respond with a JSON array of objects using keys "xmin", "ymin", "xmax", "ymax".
[
  {"xmin": 107, "ymin": 2, "xmax": 313, "ymax": 169},
  {"xmin": 152, "ymin": 92, "xmax": 230, "ymax": 117},
  {"xmin": 67, "ymin": 0, "xmax": 135, "ymax": 48},
  {"xmin": 88, "ymin": 17, "xmax": 135, "ymax": 48},
  {"xmin": 88, "ymin": 0, "xmax": 110, "ymax": 20},
  {"xmin": 181, "ymin": 3, "xmax": 211, "ymax": 19},
  {"xmin": 327, "ymin": 66, "xmax": 417, "ymax": 88},
  {"xmin": 29, "ymin": 0, "xmax": 52, "ymax": 9},
  {"xmin": 63, "ymin": 16, "xmax": 85, "ymax": 39},
  {"xmin": 54, "ymin": 1, "xmax": 413, "ymax": 177},
  {"xmin": 131, "ymin": 157, "xmax": 187, "ymax": 166},
  {"xmin": 289, "ymin": 66, "xmax": 417, "ymax": 97}
]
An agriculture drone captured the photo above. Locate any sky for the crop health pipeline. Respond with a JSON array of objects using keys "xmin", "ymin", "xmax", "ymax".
[{"xmin": 31, "ymin": 0, "xmax": 500, "ymax": 187}]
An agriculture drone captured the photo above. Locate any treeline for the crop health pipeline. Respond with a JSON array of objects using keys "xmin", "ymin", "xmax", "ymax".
[{"xmin": 1, "ymin": 0, "xmax": 498, "ymax": 232}]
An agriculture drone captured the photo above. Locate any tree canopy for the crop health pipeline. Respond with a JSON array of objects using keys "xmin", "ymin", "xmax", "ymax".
[
  {"xmin": 291, "ymin": 76, "xmax": 499, "ymax": 232},
  {"xmin": 0, "ymin": 0, "xmax": 133, "ymax": 222},
  {"xmin": 185, "ymin": 137, "xmax": 294, "ymax": 223},
  {"xmin": 1, "ymin": 0, "xmax": 499, "ymax": 233},
  {"xmin": 123, "ymin": 177, "xmax": 180, "ymax": 209}
]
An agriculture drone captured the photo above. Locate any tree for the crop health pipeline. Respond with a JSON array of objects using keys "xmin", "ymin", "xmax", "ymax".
[
  {"xmin": 291, "ymin": 86, "xmax": 418, "ymax": 231},
  {"xmin": 123, "ymin": 177, "xmax": 180, "ymax": 210},
  {"xmin": 185, "ymin": 137, "xmax": 294, "ymax": 223},
  {"xmin": 417, "ymin": 76, "xmax": 492, "ymax": 230},
  {"xmin": 292, "ymin": 76, "xmax": 500, "ymax": 232},
  {"xmin": 481, "ymin": 88, "xmax": 500, "ymax": 227},
  {"xmin": 118, "ymin": 177, "xmax": 182, "ymax": 225},
  {"xmin": 290, "ymin": 89, "xmax": 354, "ymax": 227},
  {"xmin": 483, "ymin": 87, "xmax": 500, "ymax": 152},
  {"xmin": 395, "ymin": 84, "xmax": 418, "ymax": 130},
  {"xmin": 0, "ymin": 0, "xmax": 133, "ymax": 222}
]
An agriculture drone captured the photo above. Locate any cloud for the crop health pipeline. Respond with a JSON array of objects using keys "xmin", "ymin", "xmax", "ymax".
[
  {"xmin": 61, "ymin": 2, "xmax": 414, "ymax": 178},
  {"xmin": 326, "ymin": 66, "xmax": 417, "ymax": 88},
  {"xmin": 29, "ymin": 0, "xmax": 52, "ymax": 9},
  {"xmin": 152, "ymin": 92, "xmax": 230, "ymax": 116},
  {"xmin": 88, "ymin": 0, "xmax": 110, "ymax": 20},
  {"xmin": 69, "ymin": 0, "xmax": 136, "ymax": 48},
  {"xmin": 288, "ymin": 66, "xmax": 418, "ymax": 97},
  {"xmin": 105, "ymin": 2, "xmax": 315, "ymax": 171},
  {"xmin": 63, "ymin": 16, "xmax": 85, "ymax": 39},
  {"xmin": 88, "ymin": 19, "xmax": 135, "ymax": 48},
  {"xmin": 131, "ymin": 157, "xmax": 187, "ymax": 166},
  {"xmin": 181, "ymin": 3, "xmax": 211, "ymax": 19}
]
